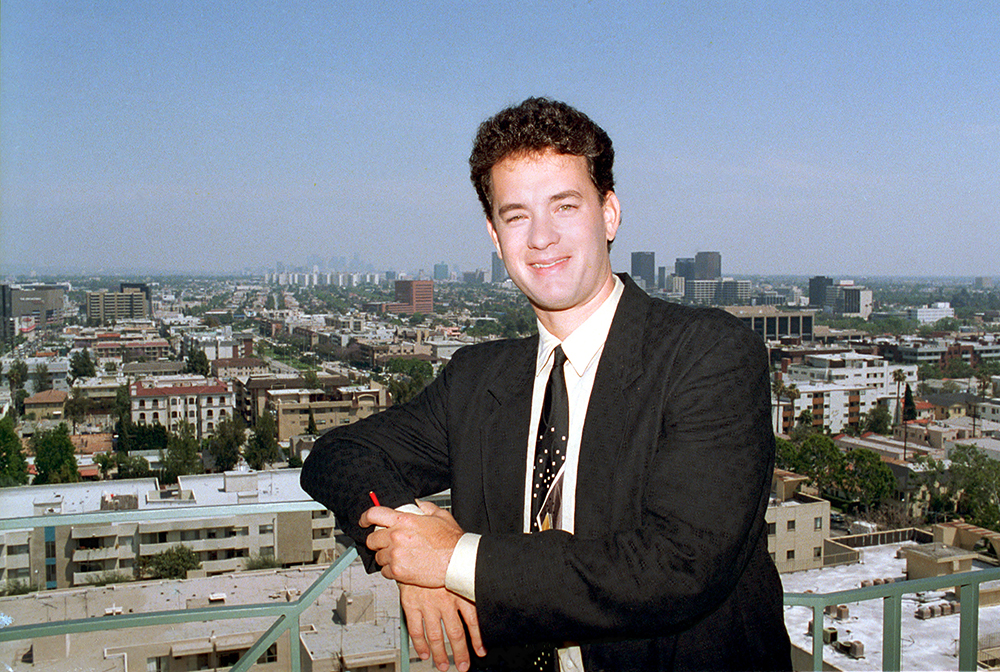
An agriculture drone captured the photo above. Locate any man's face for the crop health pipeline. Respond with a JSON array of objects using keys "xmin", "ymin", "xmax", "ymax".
[{"xmin": 487, "ymin": 149, "xmax": 620, "ymax": 334}]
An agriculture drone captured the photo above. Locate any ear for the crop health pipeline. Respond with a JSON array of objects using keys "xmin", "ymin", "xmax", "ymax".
[
  {"xmin": 486, "ymin": 218, "xmax": 503, "ymax": 258},
  {"xmin": 602, "ymin": 191, "xmax": 621, "ymax": 242}
]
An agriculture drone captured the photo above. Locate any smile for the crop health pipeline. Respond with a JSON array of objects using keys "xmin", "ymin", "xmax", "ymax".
[{"xmin": 530, "ymin": 258, "xmax": 568, "ymax": 269}]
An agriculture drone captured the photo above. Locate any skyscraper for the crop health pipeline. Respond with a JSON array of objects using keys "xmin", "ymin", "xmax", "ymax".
[
  {"xmin": 631, "ymin": 252, "xmax": 655, "ymax": 289},
  {"xmin": 675, "ymin": 258, "xmax": 696, "ymax": 284},
  {"xmin": 433, "ymin": 263, "xmax": 449, "ymax": 281},
  {"xmin": 491, "ymin": 252, "xmax": 508, "ymax": 283},
  {"xmin": 808, "ymin": 276, "xmax": 834, "ymax": 308},
  {"xmin": 694, "ymin": 251, "xmax": 721, "ymax": 280}
]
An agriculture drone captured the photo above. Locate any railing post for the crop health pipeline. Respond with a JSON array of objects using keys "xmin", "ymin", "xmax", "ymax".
[
  {"xmin": 400, "ymin": 601, "xmax": 411, "ymax": 672},
  {"xmin": 810, "ymin": 603, "xmax": 824, "ymax": 672},
  {"xmin": 882, "ymin": 593, "xmax": 902, "ymax": 672},
  {"xmin": 958, "ymin": 580, "xmax": 980, "ymax": 672}
]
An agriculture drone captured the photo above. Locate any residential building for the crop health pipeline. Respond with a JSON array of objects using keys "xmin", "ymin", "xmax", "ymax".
[
  {"xmin": 267, "ymin": 383, "xmax": 389, "ymax": 441},
  {"xmin": 23, "ymin": 389, "xmax": 68, "ymax": 421},
  {"xmin": 773, "ymin": 380, "xmax": 880, "ymax": 434},
  {"xmin": 234, "ymin": 372, "xmax": 353, "ymax": 424},
  {"xmin": 784, "ymin": 352, "xmax": 917, "ymax": 400},
  {"xmin": 130, "ymin": 376, "xmax": 235, "ymax": 440},
  {"xmin": 86, "ymin": 288, "xmax": 150, "ymax": 325},
  {"xmin": 766, "ymin": 470, "xmax": 830, "ymax": 573},
  {"xmin": 211, "ymin": 357, "xmax": 270, "ymax": 379},
  {"xmin": 0, "ymin": 470, "xmax": 336, "ymax": 591}
]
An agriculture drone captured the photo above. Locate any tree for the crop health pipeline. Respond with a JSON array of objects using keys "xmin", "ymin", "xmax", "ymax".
[
  {"xmin": 245, "ymin": 412, "xmax": 281, "ymax": 470},
  {"xmin": 33, "ymin": 363, "xmax": 52, "ymax": 393},
  {"xmin": 843, "ymin": 448, "xmax": 896, "ymax": 512},
  {"xmin": 32, "ymin": 424, "xmax": 80, "ymax": 485},
  {"xmin": 184, "ymin": 349, "xmax": 210, "ymax": 376},
  {"xmin": 774, "ymin": 437, "xmax": 798, "ymax": 471},
  {"xmin": 139, "ymin": 545, "xmax": 201, "ymax": 579},
  {"xmin": 162, "ymin": 421, "xmax": 203, "ymax": 483},
  {"xmin": 302, "ymin": 368, "xmax": 321, "ymax": 390},
  {"xmin": 115, "ymin": 453, "xmax": 152, "ymax": 479},
  {"xmin": 902, "ymin": 384, "xmax": 917, "ymax": 422},
  {"xmin": 205, "ymin": 416, "xmax": 245, "ymax": 472},
  {"xmin": 306, "ymin": 408, "xmax": 318, "ymax": 435},
  {"xmin": 0, "ymin": 414, "xmax": 29, "ymax": 486},
  {"xmin": 790, "ymin": 409, "xmax": 816, "ymax": 443},
  {"xmin": 69, "ymin": 348, "xmax": 97, "ymax": 381},
  {"xmin": 6, "ymin": 359, "xmax": 27, "ymax": 395},
  {"xmin": 863, "ymin": 405, "xmax": 891, "ymax": 435},
  {"xmin": 949, "ymin": 443, "xmax": 1000, "ymax": 530},
  {"xmin": 795, "ymin": 434, "xmax": 845, "ymax": 494},
  {"xmin": 892, "ymin": 369, "xmax": 906, "ymax": 425},
  {"xmin": 63, "ymin": 387, "xmax": 90, "ymax": 433}
]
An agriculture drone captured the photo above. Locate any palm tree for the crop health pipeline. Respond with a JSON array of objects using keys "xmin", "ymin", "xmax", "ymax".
[
  {"xmin": 784, "ymin": 385, "xmax": 801, "ymax": 436},
  {"xmin": 772, "ymin": 376, "xmax": 786, "ymax": 434},
  {"xmin": 892, "ymin": 369, "xmax": 907, "ymax": 426},
  {"xmin": 972, "ymin": 370, "xmax": 991, "ymax": 437}
]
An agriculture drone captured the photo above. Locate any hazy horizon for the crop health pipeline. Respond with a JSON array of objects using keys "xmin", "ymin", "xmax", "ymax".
[{"xmin": 3, "ymin": 2, "xmax": 997, "ymax": 278}]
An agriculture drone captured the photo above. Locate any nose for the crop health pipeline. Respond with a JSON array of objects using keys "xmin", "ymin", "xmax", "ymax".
[{"xmin": 527, "ymin": 212, "xmax": 558, "ymax": 249}]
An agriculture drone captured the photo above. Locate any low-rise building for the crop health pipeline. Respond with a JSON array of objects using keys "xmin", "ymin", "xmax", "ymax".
[
  {"xmin": 267, "ymin": 384, "xmax": 390, "ymax": 441},
  {"xmin": 130, "ymin": 376, "xmax": 235, "ymax": 440},
  {"xmin": 766, "ymin": 470, "xmax": 831, "ymax": 573},
  {"xmin": 23, "ymin": 389, "xmax": 68, "ymax": 421}
]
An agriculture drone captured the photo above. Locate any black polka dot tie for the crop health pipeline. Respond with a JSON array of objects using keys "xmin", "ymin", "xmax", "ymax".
[{"xmin": 531, "ymin": 345, "xmax": 568, "ymax": 533}]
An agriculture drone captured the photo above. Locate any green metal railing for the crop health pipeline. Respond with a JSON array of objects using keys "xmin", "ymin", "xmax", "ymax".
[
  {"xmin": 0, "ymin": 501, "xmax": 410, "ymax": 672},
  {"xmin": 785, "ymin": 565, "xmax": 1000, "ymax": 672},
  {"xmin": 2, "ymin": 501, "xmax": 998, "ymax": 671}
]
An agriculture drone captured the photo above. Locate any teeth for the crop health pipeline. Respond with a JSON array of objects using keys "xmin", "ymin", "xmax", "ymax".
[{"xmin": 532, "ymin": 259, "xmax": 562, "ymax": 268}]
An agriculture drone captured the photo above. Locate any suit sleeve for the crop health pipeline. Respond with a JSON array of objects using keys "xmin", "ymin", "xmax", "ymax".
[
  {"xmin": 299, "ymin": 359, "xmax": 456, "ymax": 572},
  {"xmin": 473, "ymin": 311, "xmax": 776, "ymax": 646}
]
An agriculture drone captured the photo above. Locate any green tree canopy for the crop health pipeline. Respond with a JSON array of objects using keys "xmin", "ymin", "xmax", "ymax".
[
  {"xmin": 69, "ymin": 348, "xmax": 97, "ymax": 380},
  {"xmin": 184, "ymin": 349, "xmax": 210, "ymax": 376},
  {"xmin": 0, "ymin": 414, "xmax": 29, "ymax": 487},
  {"xmin": 949, "ymin": 444, "xmax": 1000, "ymax": 530},
  {"xmin": 162, "ymin": 421, "xmax": 203, "ymax": 483},
  {"xmin": 139, "ymin": 545, "xmax": 201, "ymax": 579},
  {"xmin": 863, "ymin": 405, "xmax": 892, "ymax": 435},
  {"xmin": 794, "ymin": 435, "xmax": 845, "ymax": 493},
  {"xmin": 903, "ymin": 384, "xmax": 917, "ymax": 422},
  {"xmin": 245, "ymin": 412, "xmax": 281, "ymax": 470},
  {"xmin": 32, "ymin": 423, "xmax": 80, "ymax": 485},
  {"xmin": 33, "ymin": 363, "xmax": 52, "ymax": 393},
  {"xmin": 205, "ymin": 416, "xmax": 245, "ymax": 472},
  {"xmin": 64, "ymin": 387, "xmax": 90, "ymax": 433},
  {"xmin": 6, "ymin": 360, "xmax": 28, "ymax": 394},
  {"xmin": 843, "ymin": 448, "xmax": 896, "ymax": 511},
  {"xmin": 306, "ymin": 408, "xmax": 318, "ymax": 435}
]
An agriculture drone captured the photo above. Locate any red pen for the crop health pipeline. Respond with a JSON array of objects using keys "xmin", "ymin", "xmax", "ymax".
[{"xmin": 369, "ymin": 491, "xmax": 380, "ymax": 507}]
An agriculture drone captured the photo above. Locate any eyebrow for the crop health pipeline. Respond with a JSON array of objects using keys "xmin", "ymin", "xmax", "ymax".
[{"xmin": 496, "ymin": 190, "xmax": 584, "ymax": 217}]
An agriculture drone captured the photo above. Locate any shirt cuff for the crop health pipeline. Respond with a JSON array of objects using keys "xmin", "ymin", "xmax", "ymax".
[{"xmin": 444, "ymin": 533, "xmax": 480, "ymax": 602}]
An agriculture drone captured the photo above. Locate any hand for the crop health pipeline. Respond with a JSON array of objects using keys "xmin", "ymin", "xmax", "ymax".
[
  {"xmin": 400, "ymin": 583, "xmax": 486, "ymax": 672},
  {"xmin": 361, "ymin": 501, "xmax": 465, "ymax": 587}
]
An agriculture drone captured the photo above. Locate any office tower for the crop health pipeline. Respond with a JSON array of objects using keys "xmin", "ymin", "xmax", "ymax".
[
  {"xmin": 433, "ymin": 263, "xmax": 449, "ymax": 281},
  {"xmin": 694, "ymin": 251, "xmax": 721, "ymax": 280},
  {"xmin": 0, "ymin": 285, "xmax": 12, "ymax": 345},
  {"xmin": 657, "ymin": 267, "xmax": 666, "ymax": 290},
  {"xmin": 491, "ymin": 252, "xmax": 508, "ymax": 284},
  {"xmin": 631, "ymin": 252, "xmax": 655, "ymax": 289},
  {"xmin": 120, "ymin": 282, "xmax": 152, "ymax": 315},
  {"xmin": 808, "ymin": 276, "xmax": 834, "ymax": 308},
  {"xmin": 387, "ymin": 280, "xmax": 433, "ymax": 315},
  {"xmin": 675, "ymin": 258, "xmax": 696, "ymax": 284}
]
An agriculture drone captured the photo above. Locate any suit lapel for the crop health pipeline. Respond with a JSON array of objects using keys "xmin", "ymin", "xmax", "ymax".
[
  {"xmin": 481, "ymin": 336, "xmax": 537, "ymax": 533},
  {"xmin": 575, "ymin": 274, "xmax": 648, "ymax": 537}
]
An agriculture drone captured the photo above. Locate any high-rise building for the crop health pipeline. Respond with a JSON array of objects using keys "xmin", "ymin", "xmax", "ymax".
[
  {"xmin": 86, "ymin": 289, "xmax": 149, "ymax": 325},
  {"xmin": 0, "ymin": 285, "xmax": 12, "ymax": 345},
  {"xmin": 630, "ymin": 252, "xmax": 656, "ymax": 289},
  {"xmin": 675, "ymin": 258, "xmax": 696, "ymax": 284},
  {"xmin": 462, "ymin": 270, "xmax": 485, "ymax": 284},
  {"xmin": 433, "ymin": 263, "xmax": 449, "ymax": 281},
  {"xmin": 657, "ymin": 267, "xmax": 667, "ymax": 290},
  {"xmin": 808, "ymin": 276, "xmax": 834, "ymax": 308},
  {"xmin": 491, "ymin": 252, "xmax": 508, "ymax": 283},
  {"xmin": 120, "ymin": 282, "xmax": 152, "ymax": 315},
  {"xmin": 386, "ymin": 280, "xmax": 433, "ymax": 315},
  {"xmin": 694, "ymin": 251, "xmax": 721, "ymax": 280}
]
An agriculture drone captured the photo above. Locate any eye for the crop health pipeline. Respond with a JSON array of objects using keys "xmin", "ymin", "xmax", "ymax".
[{"xmin": 557, "ymin": 203, "xmax": 577, "ymax": 212}]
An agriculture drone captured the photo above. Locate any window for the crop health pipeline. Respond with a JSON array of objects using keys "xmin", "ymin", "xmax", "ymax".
[
  {"xmin": 139, "ymin": 399, "xmax": 146, "ymax": 408},
  {"xmin": 260, "ymin": 546, "xmax": 274, "ymax": 558},
  {"xmin": 814, "ymin": 516, "xmax": 823, "ymax": 530},
  {"xmin": 146, "ymin": 656, "xmax": 169, "ymax": 672},
  {"xmin": 46, "ymin": 564, "xmax": 57, "ymax": 582},
  {"xmin": 786, "ymin": 550, "xmax": 795, "ymax": 560},
  {"xmin": 767, "ymin": 522, "xmax": 776, "ymax": 536},
  {"xmin": 259, "ymin": 524, "xmax": 273, "ymax": 534},
  {"xmin": 787, "ymin": 520, "xmax": 796, "ymax": 532},
  {"xmin": 814, "ymin": 547, "xmax": 822, "ymax": 558},
  {"xmin": 45, "ymin": 540, "xmax": 56, "ymax": 558},
  {"xmin": 257, "ymin": 643, "xmax": 278, "ymax": 664}
]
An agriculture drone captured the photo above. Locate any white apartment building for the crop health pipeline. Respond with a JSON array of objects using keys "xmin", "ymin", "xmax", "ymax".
[
  {"xmin": 774, "ymin": 380, "xmax": 881, "ymax": 434},
  {"xmin": 131, "ymin": 375, "xmax": 235, "ymax": 440},
  {"xmin": 905, "ymin": 302, "xmax": 955, "ymax": 324},
  {"xmin": 785, "ymin": 352, "xmax": 918, "ymax": 412},
  {"xmin": 0, "ymin": 470, "xmax": 336, "ymax": 591}
]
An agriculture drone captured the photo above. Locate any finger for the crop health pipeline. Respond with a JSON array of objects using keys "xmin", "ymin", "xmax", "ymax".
[
  {"xmin": 457, "ymin": 600, "xmax": 486, "ymax": 657},
  {"xmin": 360, "ymin": 505, "xmax": 400, "ymax": 528},
  {"xmin": 441, "ymin": 604, "xmax": 471, "ymax": 671},
  {"xmin": 415, "ymin": 499, "xmax": 441, "ymax": 515},
  {"xmin": 401, "ymin": 600, "xmax": 431, "ymax": 662},
  {"xmin": 421, "ymin": 611, "xmax": 451, "ymax": 672},
  {"xmin": 366, "ymin": 528, "xmax": 389, "ymax": 551}
]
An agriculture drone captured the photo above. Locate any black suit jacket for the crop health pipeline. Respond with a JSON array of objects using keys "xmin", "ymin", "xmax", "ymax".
[{"xmin": 302, "ymin": 274, "xmax": 791, "ymax": 671}]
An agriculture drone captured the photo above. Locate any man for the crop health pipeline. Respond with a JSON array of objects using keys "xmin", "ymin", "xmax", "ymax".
[{"xmin": 302, "ymin": 98, "xmax": 791, "ymax": 671}]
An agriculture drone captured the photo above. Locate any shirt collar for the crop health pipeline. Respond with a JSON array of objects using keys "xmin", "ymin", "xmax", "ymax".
[{"xmin": 536, "ymin": 275, "xmax": 625, "ymax": 378}]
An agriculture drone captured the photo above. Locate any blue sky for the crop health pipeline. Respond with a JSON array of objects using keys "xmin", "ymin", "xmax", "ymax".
[{"xmin": 2, "ymin": 1, "xmax": 997, "ymax": 278}]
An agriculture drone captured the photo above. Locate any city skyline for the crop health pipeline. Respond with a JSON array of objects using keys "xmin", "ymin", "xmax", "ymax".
[{"xmin": 2, "ymin": 2, "xmax": 997, "ymax": 278}]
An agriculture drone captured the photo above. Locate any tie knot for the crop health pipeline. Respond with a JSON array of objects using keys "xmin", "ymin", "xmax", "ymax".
[{"xmin": 552, "ymin": 345, "xmax": 567, "ymax": 369}]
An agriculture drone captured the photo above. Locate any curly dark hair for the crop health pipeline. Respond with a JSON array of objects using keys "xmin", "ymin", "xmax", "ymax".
[{"xmin": 469, "ymin": 97, "xmax": 615, "ymax": 220}]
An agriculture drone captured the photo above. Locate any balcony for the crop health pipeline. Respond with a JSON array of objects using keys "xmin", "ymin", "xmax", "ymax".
[
  {"xmin": 2, "ymin": 501, "xmax": 999, "ymax": 671},
  {"xmin": 72, "ymin": 545, "xmax": 133, "ymax": 563}
]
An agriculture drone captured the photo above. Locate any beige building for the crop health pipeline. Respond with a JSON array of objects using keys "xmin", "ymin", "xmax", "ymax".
[
  {"xmin": 0, "ymin": 471, "xmax": 336, "ymax": 591},
  {"xmin": 268, "ymin": 384, "xmax": 390, "ymax": 441},
  {"xmin": 766, "ymin": 469, "xmax": 831, "ymax": 573},
  {"xmin": 23, "ymin": 389, "xmax": 69, "ymax": 420}
]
